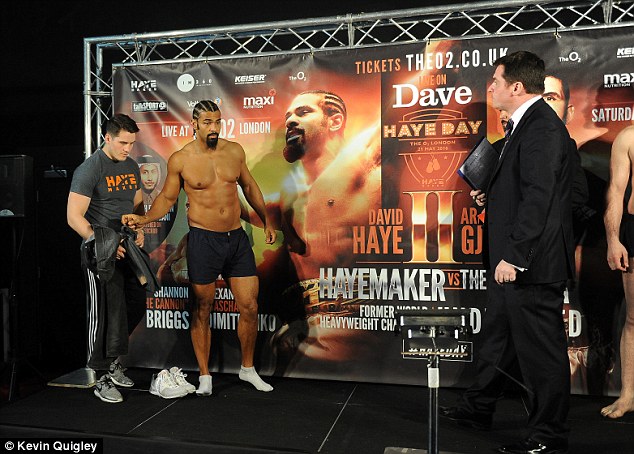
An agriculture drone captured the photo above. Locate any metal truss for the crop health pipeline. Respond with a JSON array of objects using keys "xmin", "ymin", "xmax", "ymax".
[{"xmin": 84, "ymin": 0, "xmax": 634, "ymax": 154}]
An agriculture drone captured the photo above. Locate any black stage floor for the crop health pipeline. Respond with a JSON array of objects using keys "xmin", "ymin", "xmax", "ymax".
[{"xmin": 0, "ymin": 368, "xmax": 633, "ymax": 453}]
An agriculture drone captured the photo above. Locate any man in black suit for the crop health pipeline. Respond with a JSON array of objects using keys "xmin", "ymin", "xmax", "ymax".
[{"xmin": 442, "ymin": 51, "xmax": 574, "ymax": 454}]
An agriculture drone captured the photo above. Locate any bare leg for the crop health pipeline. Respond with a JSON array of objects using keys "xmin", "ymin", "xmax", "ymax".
[
  {"xmin": 602, "ymin": 259, "xmax": 634, "ymax": 418},
  {"xmin": 230, "ymin": 276, "xmax": 273, "ymax": 392},
  {"xmin": 191, "ymin": 283, "xmax": 215, "ymax": 395},
  {"xmin": 230, "ymin": 276, "xmax": 258, "ymax": 367}
]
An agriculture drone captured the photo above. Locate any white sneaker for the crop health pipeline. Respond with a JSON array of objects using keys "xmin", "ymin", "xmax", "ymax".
[
  {"xmin": 169, "ymin": 367, "xmax": 196, "ymax": 394},
  {"xmin": 150, "ymin": 370, "xmax": 188, "ymax": 399}
]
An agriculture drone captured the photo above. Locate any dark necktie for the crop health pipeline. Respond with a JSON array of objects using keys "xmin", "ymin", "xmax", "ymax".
[
  {"xmin": 499, "ymin": 118, "xmax": 514, "ymax": 159},
  {"xmin": 504, "ymin": 118, "xmax": 514, "ymax": 142}
]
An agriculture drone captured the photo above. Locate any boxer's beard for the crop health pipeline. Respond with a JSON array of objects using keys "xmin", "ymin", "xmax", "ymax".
[
  {"xmin": 207, "ymin": 134, "xmax": 219, "ymax": 149},
  {"xmin": 283, "ymin": 130, "xmax": 305, "ymax": 162},
  {"xmin": 283, "ymin": 141, "xmax": 305, "ymax": 163}
]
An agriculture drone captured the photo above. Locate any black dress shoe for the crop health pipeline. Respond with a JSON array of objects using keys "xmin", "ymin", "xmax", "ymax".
[
  {"xmin": 497, "ymin": 437, "xmax": 568, "ymax": 454},
  {"xmin": 438, "ymin": 406, "xmax": 492, "ymax": 430}
]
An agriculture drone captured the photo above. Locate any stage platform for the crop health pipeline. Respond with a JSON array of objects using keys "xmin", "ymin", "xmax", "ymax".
[{"xmin": 0, "ymin": 368, "xmax": 632, "ymax": 453}]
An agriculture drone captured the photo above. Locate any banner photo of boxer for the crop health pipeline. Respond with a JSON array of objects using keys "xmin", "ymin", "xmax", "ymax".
[{"xmin": 112, "ymin": 24, "xmax": 633, "ymax": 395}]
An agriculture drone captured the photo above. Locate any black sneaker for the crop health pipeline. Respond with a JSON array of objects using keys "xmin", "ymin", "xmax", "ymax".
[
  {"xmin": 93, "ymin": 375, "xmax": 123, "ymax": 403},
  {"xmin": 108, "ymin": 360, "xmax": 134, "ymax": 387}
]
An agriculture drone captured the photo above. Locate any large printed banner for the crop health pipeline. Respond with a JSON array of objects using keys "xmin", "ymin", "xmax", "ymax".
[{"xmin": 113, "ymin": 26, "xmax": 634, "ymax": 394}]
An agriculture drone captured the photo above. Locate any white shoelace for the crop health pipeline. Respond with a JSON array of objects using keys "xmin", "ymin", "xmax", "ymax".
[
  {"xmin": 159, "ymin": 371, "xmax": 180, "ymax": 388},
  {"xmin": 170, "ymin": 368, "xmax": 188, "ymax": 385}
]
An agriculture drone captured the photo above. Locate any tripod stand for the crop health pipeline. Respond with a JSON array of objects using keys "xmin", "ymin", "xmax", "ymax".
[{"xmin": 385, "ymin": 309, "xmax": 471, "ymax": 454}]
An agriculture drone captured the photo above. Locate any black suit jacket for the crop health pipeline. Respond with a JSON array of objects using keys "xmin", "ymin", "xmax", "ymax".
[{"xmin": 483, "ymin": 98, "xmax": 574, "ymax": 284}]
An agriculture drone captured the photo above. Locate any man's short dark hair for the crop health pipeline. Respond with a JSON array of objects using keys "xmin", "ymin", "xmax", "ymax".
[
  {"xmin": 104, "ymin": 113, "xmax": 139, "ymax": 137},
  {"xmin": 494, "ymin": 51, "xmax": 545, "ymax": 95}
]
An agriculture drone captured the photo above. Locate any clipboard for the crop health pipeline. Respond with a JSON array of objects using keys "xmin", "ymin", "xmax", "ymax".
[{"xmin": 457, "ymin": 136, "xmax": 499, "ymax": 190}]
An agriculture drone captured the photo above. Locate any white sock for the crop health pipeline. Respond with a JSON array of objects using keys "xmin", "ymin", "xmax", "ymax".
[
  {"xmin": 239, "ymin": 366, "xmax": 273, "ymax": 392},
  {"xmin": 196, "ymin": 374, "xmax": 212, "ymax": 396}
]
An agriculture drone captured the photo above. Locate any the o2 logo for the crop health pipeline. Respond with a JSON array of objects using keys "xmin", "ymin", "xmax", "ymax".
[
  {"xmin": 288, "ymin": 71, "xmax": 307, "ymax": 82},
  {"xmin": 219, "ymin": 118, "xmax": 235, "ymax": 139}
]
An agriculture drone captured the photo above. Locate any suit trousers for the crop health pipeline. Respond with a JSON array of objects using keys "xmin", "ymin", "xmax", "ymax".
[{"xmin": 460, "ymin": 275, "xmax": 570, "ymax": 444}]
